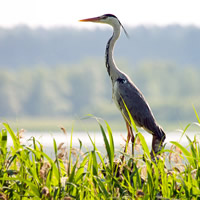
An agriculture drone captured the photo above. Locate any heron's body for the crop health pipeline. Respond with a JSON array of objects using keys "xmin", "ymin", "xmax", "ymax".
[{"xmin": 80, "ymin": 14, "xmax": 166, "ymax": 157}]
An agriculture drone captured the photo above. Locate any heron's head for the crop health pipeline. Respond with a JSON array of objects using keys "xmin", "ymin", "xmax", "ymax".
[
  {"xmin": 79, "ymin": 14, "xmax": 119, "ymax": 26},
  {"xmin": 79, "ymin": 14, "xmax": 129, "ymax": 37}
]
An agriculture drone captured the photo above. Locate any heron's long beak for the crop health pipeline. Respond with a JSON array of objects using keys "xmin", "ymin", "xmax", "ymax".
[{"xmin": 79, "ymin": 17, "xmax": 101, "ymax": 23}]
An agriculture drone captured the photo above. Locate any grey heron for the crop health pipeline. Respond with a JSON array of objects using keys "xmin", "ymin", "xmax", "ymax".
[{"xmin": 79, "ymin": 14, "xmax": 166, "ymax": 159}]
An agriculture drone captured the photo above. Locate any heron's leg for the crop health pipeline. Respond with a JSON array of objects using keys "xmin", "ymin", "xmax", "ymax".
[
  {"xmin": 123, "ymin": 121, "xmax": 131, "ymax": 155},
  {"xmin": 121, "ymin": 121, "xmax": 135, "ymax": 162},
  {"xmin": 125, "ymin": 121, "xmax": 135, "ymax": 156},
  {"xmin": 121, "ymin": 121, "xmax": 131, "ymax": 162}
]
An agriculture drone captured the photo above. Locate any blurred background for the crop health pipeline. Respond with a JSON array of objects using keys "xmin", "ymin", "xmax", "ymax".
[{"xmin": 0, "ymin": 0, "xmax": 200, "ymax": 132}]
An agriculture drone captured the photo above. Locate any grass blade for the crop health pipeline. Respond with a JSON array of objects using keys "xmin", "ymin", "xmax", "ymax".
[
  {"xmin": 3, "ymin": 123, "xmax": 20, "ymax": 149},
  {"xmin": 105, "ymin": 121, "xmax": 115, "ymax": 162},
  {"xmin": 171, "ymin": 141, "xmax": 195, "ymax": 167},
  {"xmin": 99, "ymin": 122, "xmax": 113, "ymax": 172},
  {"xmin": 122, "ymin": 99, "xmax": 138, "ymax": 133},
  {"xmin": 88, "ymin": 134, "xmax": 106, "ymax": 169},
  {"xmin": 1, "ymin": 128, "xmax": 7, "ymax": 149},
  {"xmin": 193, "ymin": 105, "xmax": 200, "ymax": 124},
  {"xmin": 68, "ymin": 126, "xmax": 74, "ymax": 176},
  {"xmin": 137, "ymin": 132, "xmax": 150, "ymax": 159}
]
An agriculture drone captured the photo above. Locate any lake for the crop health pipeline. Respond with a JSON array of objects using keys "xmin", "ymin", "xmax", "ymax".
[{"xmin": 6, "ymin": 130, "xmax": 200, "ymax": 158}]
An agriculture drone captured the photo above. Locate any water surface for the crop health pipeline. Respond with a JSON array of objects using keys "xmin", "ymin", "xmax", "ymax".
[{"xmin": 7, "ymin": 131, "xmax": 199, "ymax": 158}]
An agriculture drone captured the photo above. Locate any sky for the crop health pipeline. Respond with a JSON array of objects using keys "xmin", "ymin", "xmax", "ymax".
[{"xmin": 0, "ymin": 0, "xmax": 200, "ymax": 29}]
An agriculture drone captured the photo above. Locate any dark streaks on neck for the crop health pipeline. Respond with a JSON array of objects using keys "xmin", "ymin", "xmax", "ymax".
[{"xmin": 105, "ymin": 35, "xmax": 113, "ymax": 76}]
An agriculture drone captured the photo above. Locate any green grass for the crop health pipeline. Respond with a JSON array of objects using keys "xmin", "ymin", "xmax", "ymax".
[{"xmin": 0, "ymin": 109, "xmax": 200, "ymax": 199}]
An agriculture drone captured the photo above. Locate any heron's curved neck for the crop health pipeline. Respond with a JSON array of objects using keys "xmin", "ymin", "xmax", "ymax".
[{"xmin": 105, "ymin": 25, "xmax": 121, "ymax": 82}]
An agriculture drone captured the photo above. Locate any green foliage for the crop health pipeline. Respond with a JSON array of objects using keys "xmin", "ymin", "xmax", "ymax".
[{"xmin": 0, "ymin": 109, "xmax": 200, "ymax": 199}]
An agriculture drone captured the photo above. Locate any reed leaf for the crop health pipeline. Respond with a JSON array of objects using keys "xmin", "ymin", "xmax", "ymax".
[
  {"xmin": 193, "ymin": 105, "xmax": 200, "ymax": 124},
  {"xmin": 88, "ymin": 134, "xmax": 106, "ymax": 169},
  {"xmin": 99, "ymin": 122, "xmax": 113, "ymax": 172},
  {"xmin": 3, "ymin": 122, "xmax": 20, "ymax": 149},
  {"xmin": 105, "ymin": 121, "xmax": 115, "ymax": 165},
  {"xmin": 171, "ymin": 141, "xmax": 195, "ymax": 167},
  {"xmin": 137, "ymin": 133, "xmax": 150, "ymax": 159},
  {"xmin": 0, "ymin": 128, "xmax": 7, "ymax": 150}
]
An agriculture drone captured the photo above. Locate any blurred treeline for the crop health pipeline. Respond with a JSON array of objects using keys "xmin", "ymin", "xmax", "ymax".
[
  {"xmin": 1, "ymin": 61, "xmax": 200, "ymax": 125},
  {"xmin": 0, "ymin": 25, "xmax": 200, "ymax": 128}
]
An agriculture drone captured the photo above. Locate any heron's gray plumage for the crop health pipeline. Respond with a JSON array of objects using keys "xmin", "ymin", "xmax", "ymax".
[{"xmin": 113, "ymin": 75, "xmax": 165, "ymax": 140}]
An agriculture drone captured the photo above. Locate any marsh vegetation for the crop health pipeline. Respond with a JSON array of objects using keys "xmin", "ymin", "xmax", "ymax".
[{"xmin": 0, "ymin": 109, "xmax": 200, "ymax": 199}]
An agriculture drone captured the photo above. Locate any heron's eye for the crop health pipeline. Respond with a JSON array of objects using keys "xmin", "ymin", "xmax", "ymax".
[{"xmin": 102, "ymin": 15, "xmax": 108, "ymax": 20}]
